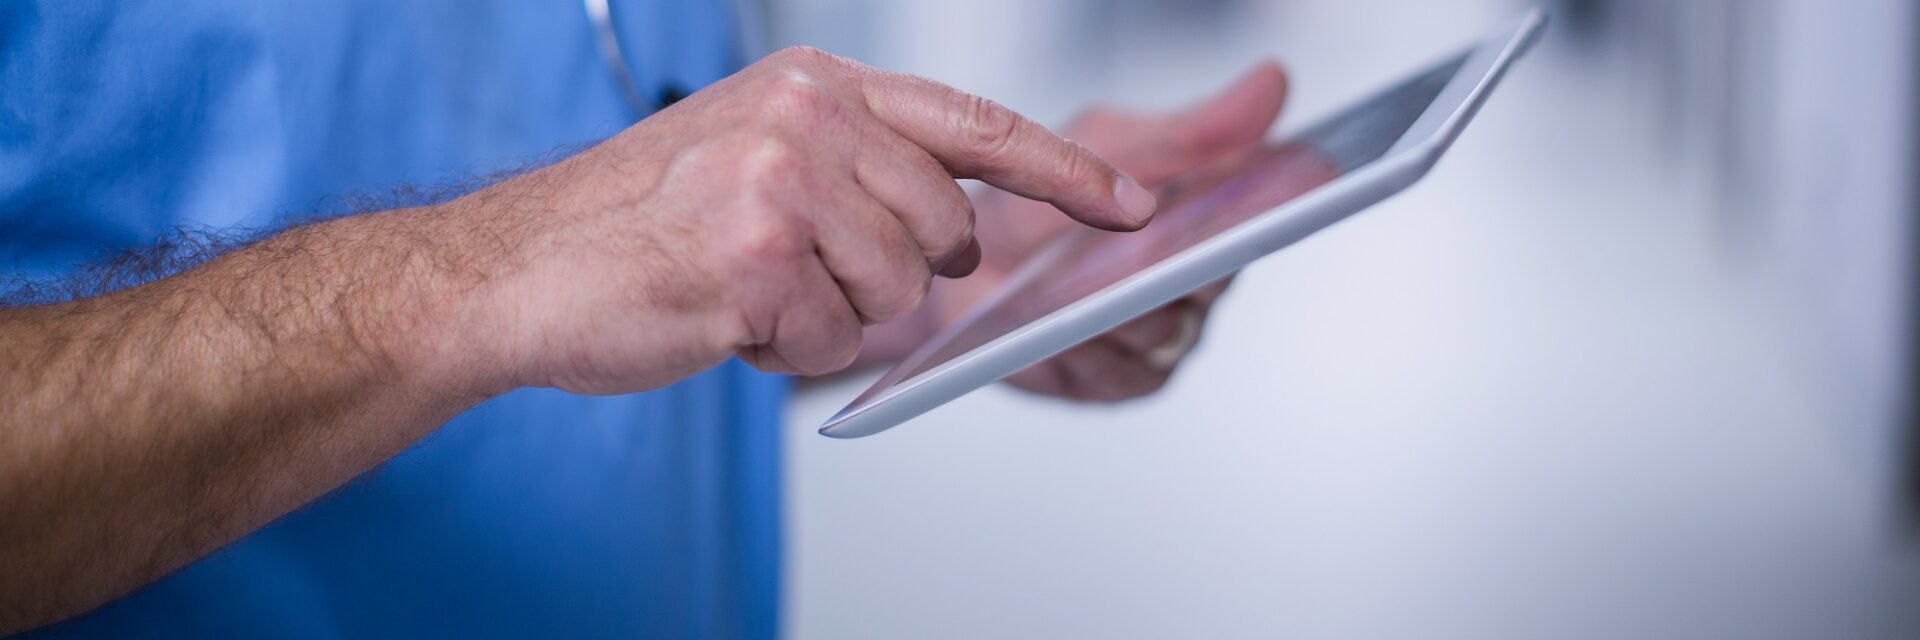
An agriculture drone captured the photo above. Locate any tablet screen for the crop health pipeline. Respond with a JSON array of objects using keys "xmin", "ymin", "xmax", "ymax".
[{"xmin": 853, "ymin": 54, "xmax": 1470, "ymax": 407}]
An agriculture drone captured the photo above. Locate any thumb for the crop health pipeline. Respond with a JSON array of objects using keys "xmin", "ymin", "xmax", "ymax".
[{"xmin": 1072, "ymin": 60, "xmax": 1289, "ymax": 187}]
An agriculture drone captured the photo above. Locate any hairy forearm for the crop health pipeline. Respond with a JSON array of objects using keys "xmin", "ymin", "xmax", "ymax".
[{"xmin": 0, "ymin": 204, "xmax": 498, "ymax": 632}]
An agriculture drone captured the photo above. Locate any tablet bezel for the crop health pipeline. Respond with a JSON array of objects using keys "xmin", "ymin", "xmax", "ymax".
[{"xmin": 820, "ymin": 10, "xmax": 1547, "ymax": 438}]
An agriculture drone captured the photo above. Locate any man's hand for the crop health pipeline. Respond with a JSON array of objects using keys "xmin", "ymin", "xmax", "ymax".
[
  {"xmin": 456, "ymin": 46, "xmax": 1160, "ymax": 396},
  {"xmin": 922, "ymin": 62, "xmax": 1290, "ymax": 400},
  {"xmin": 0, "ymin": 46, "xmax": 1156, "ymax": 632}
]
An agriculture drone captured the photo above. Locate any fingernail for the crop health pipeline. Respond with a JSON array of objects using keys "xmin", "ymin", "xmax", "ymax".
[{"xmin": 1113, "ymin": 175, "xmax": 1157, "ymax": 226}]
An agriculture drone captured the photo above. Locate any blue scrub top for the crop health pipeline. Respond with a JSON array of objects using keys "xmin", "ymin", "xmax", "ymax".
[{"xmin": 1, "ymin": 1, "xmax": 785, "ymax": 638}]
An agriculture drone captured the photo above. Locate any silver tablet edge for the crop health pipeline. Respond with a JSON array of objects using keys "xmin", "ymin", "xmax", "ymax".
[{"xmin": 820, "ymin": 9, "xmax": 1547, "ymax": 439}]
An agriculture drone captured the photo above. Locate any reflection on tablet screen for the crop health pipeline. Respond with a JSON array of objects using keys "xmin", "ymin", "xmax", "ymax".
[{"xmin": 855, "ymin": 53, "xmax": 1469, "ymax": 404}]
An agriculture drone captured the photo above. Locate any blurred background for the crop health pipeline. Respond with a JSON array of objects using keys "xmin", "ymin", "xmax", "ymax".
[{"xmin": 763, "ymin": 0, "xmax": 1920, "ymax": 637}]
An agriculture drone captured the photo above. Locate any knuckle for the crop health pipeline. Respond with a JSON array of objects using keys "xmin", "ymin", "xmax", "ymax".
[
  {"xmin": 920, "ymin": 160, "xmax": 979, "ymax": 253},
  {"xmin": 725, "ymin": 209, "xmax": 809, "ymax": 271},
  {"xmin": 757, "ymin": 72, "xmax": 841, "ymax": 123},
  {"xmin": 869, "ymin": 266, "xmax": 931, "ymax": 324},
  {"xmin": 825, "ymin": 326, "xmax": 862, "ymax": 372},
  {"xmin": 904, "ymin": 272, "xmax": 933, "ymax": 315},
  {"xmin": 733, "ymin": 136, "xmax": 806, "ymax": 184},
  {"xmin": 791, "ymin": 319, "xmax": 862, "ymax": 376},
  {"xmin": 950, "ymin": 90, "xmax": 1021, "ymax": 162},
  {"xmin": 770, "ymin": 45, "xmax": 837, "ymax": 69},
  {"xmin": 935, "ymin": 201, "xmax": 975, "ymax": 259},
  {"xmin": 720, "ymin": 306, "xmax": 772, "ymax": 352}
]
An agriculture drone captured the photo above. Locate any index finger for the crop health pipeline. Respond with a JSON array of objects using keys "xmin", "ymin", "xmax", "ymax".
[{"xmin": 855, "ymin": 69, "xmax": 1158, "ymax": 232}]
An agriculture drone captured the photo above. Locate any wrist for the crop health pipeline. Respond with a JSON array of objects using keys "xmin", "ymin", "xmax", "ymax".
[{"xmin": 343, "ymin": 203, "xmax": 526, "ymax": 407}]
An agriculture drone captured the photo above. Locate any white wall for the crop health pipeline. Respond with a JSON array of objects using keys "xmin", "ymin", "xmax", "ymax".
[{"xmin": 769, "ymin": 1, "xmax": 1920, "ymax": 637}]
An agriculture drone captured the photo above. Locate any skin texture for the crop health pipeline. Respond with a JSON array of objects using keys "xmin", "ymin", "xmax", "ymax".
[{"xmin": 0, "ymin": 46, "xmax": 1284, "ymax": 633}]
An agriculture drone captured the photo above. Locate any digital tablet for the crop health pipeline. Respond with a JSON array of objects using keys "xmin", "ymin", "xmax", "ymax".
[{"xmin": 821, "ymin": 10, "xmax": 1547, "ymax": 438}]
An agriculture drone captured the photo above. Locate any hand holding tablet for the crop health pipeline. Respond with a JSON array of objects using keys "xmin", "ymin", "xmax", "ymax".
[{"xmin": 822, "ymin": 10, "xmax": 1548, "ymax": 438}]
